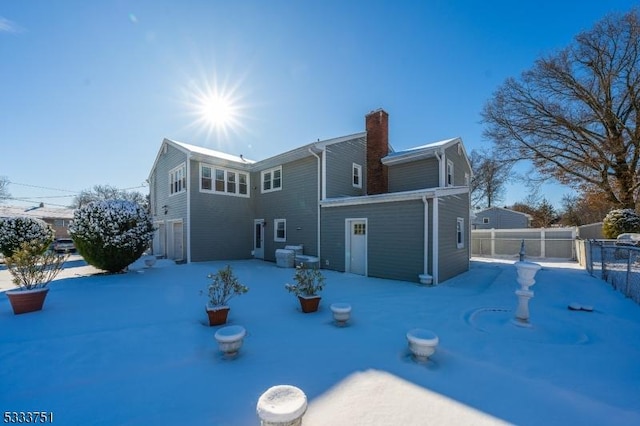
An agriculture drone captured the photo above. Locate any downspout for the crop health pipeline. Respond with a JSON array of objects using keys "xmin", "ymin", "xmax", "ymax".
[
  {"xmin": 186, "ymin": 152, "xmax": 192, "ymax": 263},
  {"xmin": 435, "ymin": 149, "xmax": 445, "ymax": 187},
  {"xmin": 309, "ymin": 148, "xmax": 322, "ymax": 260},
  {"xmin": 419, "ymin": 195, "xmax": 433, "ymax": 285},
  {"xmin": 432, "ymin": 196, "xmax": 439, "ymax": 285}
]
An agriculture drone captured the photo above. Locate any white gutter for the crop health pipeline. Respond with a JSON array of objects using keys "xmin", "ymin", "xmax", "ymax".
[
  {"xmin": 321, "ymin": 148, "xmax": 327, "ymax": 200},
  {"xmin": 432, "ymin": 196, "xmax": 439, "ymax": 285},
  {"xmin": 419, "ymin": 195, "xmax": 433, "ymax": 285},
  {"xmin": 309, "ymin": 148, "xmax": 322, "ymax": 259},
  {"xmin": 186, "ymin": 152, "xmax": 192, "ymax": 263}
]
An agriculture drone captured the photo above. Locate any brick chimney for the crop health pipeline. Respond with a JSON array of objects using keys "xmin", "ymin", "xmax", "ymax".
[{"xmin": 365, "ymin": 109, "xmax": 389, "ymax": 195}]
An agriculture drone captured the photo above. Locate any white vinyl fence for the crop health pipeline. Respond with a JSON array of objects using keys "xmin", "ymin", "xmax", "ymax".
[{"xmin": 471, "ymin": 228, "xmax": 578, "ymax": 259}]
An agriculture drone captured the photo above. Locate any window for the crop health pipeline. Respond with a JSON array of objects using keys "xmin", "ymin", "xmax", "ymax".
[
  {"xmin": 352, "ymin": 163, "xmax": 362, "ymax": 188},
  {"xmin": 447, "ymin": 160, "xmax": 454, "ymax": 186},
  {"xmin": 169, "ymin": 163, "xmax": 186, "ymax": 195},
  {"xmin": 215, "ymin": 169, "xmax": 225, "ymax": 191},
  {"xmin": 483, "ymin": 217, "xmax": 490, "ymax": 224},
  {"xmin": 456, "ymin": 217, "xmax": 465, "ymax": 249},
  {"xmin": 353, "ymin": 223, "xmax": 366, "ymax": 235},
  {"xmin": 227, "ymin": 171, "xmax": 236, "ymax": 193},
  {"xmin": 274, "ymin": 219, "xmax": 286, "ymax": 242},
  {"xmin": 201, "ymin": 166, "xmax": 212, "ymax": 190},
  {"xmin": 262, "ymin": 166, "xmax": 282, "ymax": 193},
  {"xmin": 200, "ymin": 164, "xmax": 249, "ymax": 197},
  {"xmin": 464, "ymin": 172, "xmax": 470, "ymax": 186},
  {"xmin": 239, "ymin": 174, "xmax": 248, "ymax": 195}
]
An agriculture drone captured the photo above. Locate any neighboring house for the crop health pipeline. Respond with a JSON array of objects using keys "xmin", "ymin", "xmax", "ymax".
[
  {"xmin": 148, "ymin": 109, "xmax": 472, "ymax": 284},
  {"xmin": 0, "ymin": 204, "xmax": 75, "ymax": 238},
  {"xmin": 472, "ymin": 206, "xmax": 532, "ymax": 230}
]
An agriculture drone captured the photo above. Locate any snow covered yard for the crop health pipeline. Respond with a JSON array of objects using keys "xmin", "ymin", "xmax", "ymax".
[{"xmin": 1, "ymin": 258, "xmax": 639, "ymax": 425}]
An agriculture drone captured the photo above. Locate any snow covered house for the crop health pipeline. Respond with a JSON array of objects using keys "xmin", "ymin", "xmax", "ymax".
[
  {"xmin": 147, "ymin": 109, "xmax": 472, "ymax": 284},
  {"xmin": 0, "ymin": 205, "xmax": 75, "ymax": 238}
]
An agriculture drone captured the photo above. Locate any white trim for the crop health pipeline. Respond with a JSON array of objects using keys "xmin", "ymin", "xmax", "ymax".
[
  {"xmin": 274, "ymin": 219, "xmax": 286, "ymax": 242},
  {"xmin": 320, "ymin": 187, "xmax": 468, "ymax": 208},
  {"xmin": 261, "ymin": 166, "xmax": 283, "ymax": 193},
  {"xmin": 457, "ymin": 217, "xmax": 465, "ymax": 249},
  {"xmin": 321, "ymin": 149, "xmax": 327, "ymax": 200},
  {"xmin": 422, "ymin": 196, "xmax": 429, "ymax": 279},
  {"xmin": 199, "ymin": 163, "xmax": 250, "ymax": 198},
  {"xmin": 309, "ymin": 147, "xmax": 322, "ymax": 260},
  {"xmin": 447, "ymin": 159, "xmax": 454, "ymax": 186},
  {"xmin": 168, "ymin": 162, "xmax": 186, "ymax": 196},
  {"xmin": 352, "ymin": 163, "xmax": 362, "ymax": 188},
  {"xmin": 185, "ymin": 155, "xmax": 191, "ymax": 263},
  {"xmin": 432, "ymin": 197, "xmax": 439, "ymax": 285},
  {"xmin": 166, "ymin": 218, "xmax": 184, "ymax": 262}
]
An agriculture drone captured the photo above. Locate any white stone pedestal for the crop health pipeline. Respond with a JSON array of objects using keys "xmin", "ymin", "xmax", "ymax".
[
  {"xmin": 513, "ymin": 261, "xmax": 541, "ymax": 326},
  {"xmin": 257, "ymin": 385, "xmax": 307, "ymax": 426}
]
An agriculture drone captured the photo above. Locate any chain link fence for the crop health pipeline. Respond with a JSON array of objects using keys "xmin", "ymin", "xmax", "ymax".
[{"xmin": 586, "ymin": 240, "xmax": 640, "ymax": 304}]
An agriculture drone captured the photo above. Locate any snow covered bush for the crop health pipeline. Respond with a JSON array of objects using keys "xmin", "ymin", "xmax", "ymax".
[
  {"xmin": 602, "ymin": 209, "xmax": 640, "ymax": 238},
  {"xmin": 69, "ymin": 200, "xmax": 154, "ymax": 273},
  {"xmin": 0, "ymin": 216, "xmax": 55, "ymax": 257}
]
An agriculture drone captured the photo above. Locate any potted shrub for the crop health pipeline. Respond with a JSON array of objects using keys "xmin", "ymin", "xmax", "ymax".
[
  {"xmin": 204, "ymin": 265, "xmax": 249, "ymax": 326},
  {"xmin": 285, "ymin": 263, "xmax": 325, "ymax": 313},
  {"xmin": 4, "ymin": 241, "xmax": 68, "ymax": 314}
]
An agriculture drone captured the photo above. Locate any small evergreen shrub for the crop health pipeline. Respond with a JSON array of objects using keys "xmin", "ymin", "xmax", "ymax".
[
  {"xmin": 602, "ymin": 209, "xmax": 640, "ymax": 238},
  {"xmin": 69, "ymin": 200, "xmax": 155, "ymax": 273},
  {"xmin": 5, "ymin": 241, "xmax": 67, "ymax": 290},
  {"xmin": 285, "ymin": 263, "xmax": 325, "ymax": 297},
  {"xmin": 0, "ymin": 216, "xmax": 55, "ymax": 257},
  {"xmin": 204, "ymin": 265, "xmax": 249, "ymax": 307}
]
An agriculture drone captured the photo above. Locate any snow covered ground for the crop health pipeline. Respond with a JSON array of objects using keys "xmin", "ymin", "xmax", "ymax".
[{"xmin": 1, "ymin": 257, "xmax": 639, "ymax": 425}]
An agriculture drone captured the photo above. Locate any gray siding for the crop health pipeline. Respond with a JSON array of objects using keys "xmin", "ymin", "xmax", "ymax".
[
  {"xmin": 325, "ymin": 137, "xmax": 367, "ymax": 198},
  {"xmin": 437, "ymin": 193, "xmax": 470, "ymax": 282},
  {"xmin": 149, "ymin": 143, "xmax": 189, "ymax": 257},
  {"xmin": 254, "ymin": 155, "xmax": 319, "ymax": 261},
  {"xmin": 388, "ymin": 158, "xmax": 439, "ymax": 192},
  {"xmin": 473, "ymin": 208, "xmax": 530, "ymax": 229},
  {"xmin": 189, "ymin": 160, "xmax": 254, "ymax": 261},
  {"xmin": 444, "ymin": 143, "xmax": 471, "ymax": 186},
  {"xmin": 321, "ymin": 200, "xmax": 427, "ymax": 283}
]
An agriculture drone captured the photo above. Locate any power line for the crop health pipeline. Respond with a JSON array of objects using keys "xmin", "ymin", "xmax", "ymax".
[{"xmin": 7, "ymin": 181, "xmax": 79, "ymax": 193}]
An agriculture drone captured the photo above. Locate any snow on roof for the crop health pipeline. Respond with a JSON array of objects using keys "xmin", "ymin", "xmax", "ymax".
[
  {"xmin": 169, "ymin": 139, "xmax": 256, "ymax": 164},
  {"xmin": 0, "ymin": 205, "xmax": 75, "ymax": 220},
  {"xmin": 381, "ymin": 137, "xmax": 463, "ymax": 165}
]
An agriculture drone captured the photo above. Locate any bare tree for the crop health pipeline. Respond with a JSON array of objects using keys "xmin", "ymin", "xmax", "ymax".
[
  {"xmin": 71, "ymin": 185, "xmax": 147, "ymax": 209},
  {"xmin": 559, "ymin": 188, "xmax": 616, "ymax": 225},
  {"xmin": 0, "ymin": 176, "xmax": 10, "ymax": 203},
  {"xmin": 482, "ymin": 9, "xmax": 640, "ymax": 209},
  {"xmin": 470, "ymin": 148, "xmax": 513, "ymax": 208}
]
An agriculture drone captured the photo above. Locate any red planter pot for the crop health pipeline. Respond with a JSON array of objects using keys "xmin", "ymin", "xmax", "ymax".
[
  {"xmin": 6, "ymin": 288, "xmax": 49, "ymax": 315},
  {"xmin": 206, "ymin": 306, "xmax": 230, "ymax": 326},
  {"xmin": 298, "ymin": 295, "xmax": 321, "ymax": 313}
]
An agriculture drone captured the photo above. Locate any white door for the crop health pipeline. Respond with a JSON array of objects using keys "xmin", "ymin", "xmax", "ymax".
[
  {"xmin": 153, "ymin": 222, "xmax": 166, "ymax": 257},
  {"xmin": 346, "ymin": 219, "xmax": 367, "ymax": 275},
  {"xmin": 169, "ymin": 221, "xmax": 184, "ymax": 261},
  {"xmin": 254, "ymin": 219, "xmax": 265, "ymax": 259}
]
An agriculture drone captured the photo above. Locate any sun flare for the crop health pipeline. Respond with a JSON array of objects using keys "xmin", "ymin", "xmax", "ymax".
[
  {"xmin": 200, "ymin": 94, "xmax": 234, "ymax": 129},
  {"xmin": 184, "ymin": 74, "xmax": 247, "ymax": 142}
]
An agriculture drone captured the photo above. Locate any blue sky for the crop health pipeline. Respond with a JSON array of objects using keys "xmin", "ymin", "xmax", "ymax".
[{"xmin": 2, "ymin": 1, "xmax": 637, "ymax": 209}]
